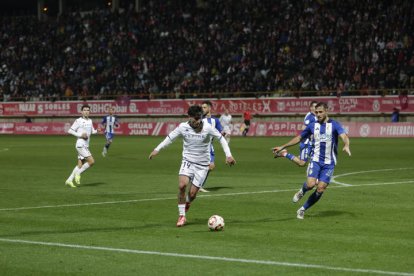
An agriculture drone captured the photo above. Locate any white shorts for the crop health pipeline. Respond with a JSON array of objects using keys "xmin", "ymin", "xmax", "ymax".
[
  {"xmin": 223, "ymin": 125, "xmax": 231, "ymax": 135},
  {"xmin": 76, "ymin": 145, "xmax": 92, "ymax": 160},
  {"xmin": 178, "ymin": 160, "xmax": 209, "ymax": 187}
]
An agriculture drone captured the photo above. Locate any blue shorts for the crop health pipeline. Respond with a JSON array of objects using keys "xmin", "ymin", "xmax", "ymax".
[
  {"xmin": 299, "ymin": 143, "xmax": 312, "ymax": 162},
  {"xmin": 307, "ymin": 161, "xmax": 335, "ymax": 184},
  {"xmin": 105, "ymin": 132, "xmax": 114, "ymax": 141}
]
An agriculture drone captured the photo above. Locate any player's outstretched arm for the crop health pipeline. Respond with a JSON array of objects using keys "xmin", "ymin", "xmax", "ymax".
[
  {"xmin": 149, "ymin": 150, "xmax": 159, "ymax": 160},
  {"xmin": 272, "ymin": 135, "xmax": 302, "ymax": 154},
  {"xmin": 226, "ymin": 156, "xmax": 236, "ymax": 166},
  {"xmin": 340, "ymin": 133, "xmax": 351, "ymax": 156}
]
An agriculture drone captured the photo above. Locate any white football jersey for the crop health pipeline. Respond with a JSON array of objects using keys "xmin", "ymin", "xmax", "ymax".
[
  {"xmin": 155, "ymin": 121, "xmax": 232, "ymax": 166},
  {"xmin": 219, "ymin": 114, "xmax": 232, "ymax": 133},
  {"xmin": 68, "ymin": 117, "xmax": 97, "ymax": 147},
  {"xmin": 219, "ymin": 114, "xmax": 232, "ymax": 127}
]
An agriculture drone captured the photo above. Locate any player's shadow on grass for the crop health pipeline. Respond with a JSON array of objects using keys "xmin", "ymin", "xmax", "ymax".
[
  {"xmin": 1, "ymin": 224, "xmax": 166, "ymax": 238},
  {"xmin": 312, "ymin": 210, "xmax": 356, "ymax": 218},
  {"xmin": 189, "ymin": 217, "xmax": 289, "ymax": 230},
  {"xmin": 80, "ymin": 182, "xmax": 107, "ymax": 187}
]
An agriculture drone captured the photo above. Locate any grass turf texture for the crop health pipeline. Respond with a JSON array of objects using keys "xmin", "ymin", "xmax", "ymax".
[{"xmin": 0, "ymin": 135, "xmax": 413, "ymax": 275}]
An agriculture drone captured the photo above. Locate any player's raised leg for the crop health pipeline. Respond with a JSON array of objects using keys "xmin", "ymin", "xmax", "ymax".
[{"xmin": 177, "ymin": 175, "xmax": 189, "ymax": 227}]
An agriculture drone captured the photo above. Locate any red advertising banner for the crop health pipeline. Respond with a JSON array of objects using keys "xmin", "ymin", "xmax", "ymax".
[
  {"xmin": 2, "ymin": 122, "xmax": 413, "ymax": 138},
  {"xmin": 1, "ymin": 96, "xmax": 413, "ymax": 116},
  {"xmin": 0, "ymin": 122, "xmax": 14, "ymax": 134}
]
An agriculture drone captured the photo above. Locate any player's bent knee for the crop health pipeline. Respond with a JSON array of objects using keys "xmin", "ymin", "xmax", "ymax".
[
  {"xmin": 88, "ymin": 158, "xmax": 95, "ymax": 166},
  {"xmin": 189, "ymin": 190, "xmax": 197, "ymax": 199},
  {"xmin": 316, "ymin": 185, "xmax": 328, "ymax": 193}
]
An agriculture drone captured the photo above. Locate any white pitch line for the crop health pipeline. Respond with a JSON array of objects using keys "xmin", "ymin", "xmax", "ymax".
[
  {"xmin": 0, "ymin": 180, "xmax": 413, "ymax": 212},
  {"xmin": 331, "ymin": 167, "xmax": 413, "ymax": 186},
  {"xmin": 0, "ymin": 189, "xmax": 299, "ymax": 211},
  {"xmin": 0, "ymin": 238, "xmax": 412, "ymax": 276}
]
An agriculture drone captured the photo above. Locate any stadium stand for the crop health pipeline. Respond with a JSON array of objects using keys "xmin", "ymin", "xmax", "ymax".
[{"xmin": 0, "ymin": 0, "xmax": 413, "ymax": 101}]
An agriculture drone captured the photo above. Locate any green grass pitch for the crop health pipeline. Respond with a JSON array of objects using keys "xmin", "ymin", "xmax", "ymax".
[{"xmin": 0, "ymin": 135, "xmax": 413, "ymax": 275}]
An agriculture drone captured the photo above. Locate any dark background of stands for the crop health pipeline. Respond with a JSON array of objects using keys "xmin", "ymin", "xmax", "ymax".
[{"xmin": 0, "ymin": 0, "xmax": 413, "ymax": 102}]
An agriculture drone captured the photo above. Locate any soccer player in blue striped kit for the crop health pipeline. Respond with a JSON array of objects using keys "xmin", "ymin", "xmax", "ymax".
[
  {"xmin": 275, "ymin": 101, "xmax": 318, "ymax": 166},
  {"xmin": 101, "ymin": 106, "xmax": 119, "ymax": 157},
  {"xmin": 272, "ymin": 102, "xmax": 351, "ymax": 219}
]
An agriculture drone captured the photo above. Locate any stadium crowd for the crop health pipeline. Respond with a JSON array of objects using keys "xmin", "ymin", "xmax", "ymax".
[{"xmin": 0, "ymin": 0, "xmax": 413, "ymax": 101}]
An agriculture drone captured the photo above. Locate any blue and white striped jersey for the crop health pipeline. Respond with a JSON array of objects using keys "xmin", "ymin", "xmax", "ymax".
[
  {"xmin": 203, "ymin": 116, "xmax": 223, "ymax": 162},
  {"xmin": 203, "ymin": 117, "xmax": 223, "ymax": 133},
  {"xmin": 302, "ymin": 112, "xmax": 317, "ymax": 145},
  {"xmin": 101, "ymin": 115, "xmax": 119, "ymax": 134},
  {"xmin": 300, "ymin": 119, "xmax": 346, "ymax": 165}
]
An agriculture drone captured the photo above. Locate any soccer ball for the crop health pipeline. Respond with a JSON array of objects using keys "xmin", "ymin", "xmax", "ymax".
[{"xmin": 208, "ymin": 215, "xmax": 225, "ymax": 231}]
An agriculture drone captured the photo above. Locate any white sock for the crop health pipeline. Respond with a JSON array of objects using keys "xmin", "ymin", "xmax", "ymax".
[
  {"xmin": 226, "ymin": 137, "xmax": 230, "ymax": 144},
  {"xmin": 178, "ymin": 204, "xmax": 186, "ymax": 216},
  {"xmin": 67, "ymin": 166, "xmax": 79, "ymax": 181},
  {"xmin": 77, "ymin": 163, "xmax": 90, "ymax": 174}
]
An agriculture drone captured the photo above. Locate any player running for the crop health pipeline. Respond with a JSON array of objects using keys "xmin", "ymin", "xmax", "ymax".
[
  {"xmin": 272, "ymin": 102, "xmax": 351, "ymax": 219},
  {"xmin": 101, "ymin": 106, "xmax": 119, "ymax": 157},
  {"xmin": 219, "ymin": 109, "xmax": 232, "ymax": 144},
  {"xmin": 274, "ymin": 101, "xmax": 317, "ymax": 166},
  {"xmin": 65, "ymin": 104, "xmax": 100, "ymax": 188},
  {"xmin": 200, "ymin": 100, "xmax": 223, "ymax": 192},
  {"xmin": 149, "ymin": 105, "xmax": 236, "ymax": 227}
]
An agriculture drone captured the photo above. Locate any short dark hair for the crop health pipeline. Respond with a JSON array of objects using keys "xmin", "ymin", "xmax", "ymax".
[
  {"xmin": 310, "ymin": 101, "xmax": 318, "ymax": 106},
  {"xmin": 315, "ymin": 102, "xmax": 328, "ymax": 110},
  {"xmin": 187, "ymin": 105, "xmax": 203, "ymax": 120},
  {"xmin": 81, "ymin": 104, "xmax": 90, "ymax": 111},
  {"xmin": 202, "ymin": 100, "xmax": 212, "ymax": 107}
]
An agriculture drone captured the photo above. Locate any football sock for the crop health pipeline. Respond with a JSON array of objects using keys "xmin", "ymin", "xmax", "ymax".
[
  {"xmin": 303, "ymin": 191, "xmax": 323, "ymax": 210},
  {"xmin": 285, "ymin": 153, "xmax": 295, "ymax": 160},
  {"xmin": 105, "ymin": 143, "xmax": 110, "ymax": 150},
  {"xmin": 67, "ymin": 166, "xmax": 79, "ymax": 181},
  {"xmin": 77, "ymin": 163, "xmax": 90, "ymax": 174},
  {"xmin": 301, "ymin": 182, "xmax": 310, "ymax": 194},
  {"xmin": 178, "ymin": 204, "xmax": 186, "ymax": 216}
]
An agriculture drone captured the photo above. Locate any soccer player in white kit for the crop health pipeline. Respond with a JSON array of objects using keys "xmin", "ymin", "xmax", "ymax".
[
  {"xmin": 219, "ymin": 108, "xmax": 232, "ymax": 144},
  {"xmin": 149, "ymin": 105, "xmax": 236, "ymax": 227},
  {"xmin": 65, "ymin": 104, "xmax": 100, "ymax": 188}
]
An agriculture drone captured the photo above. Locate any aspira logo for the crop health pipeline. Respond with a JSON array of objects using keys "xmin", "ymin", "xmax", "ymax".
[{"xmin": 314, "ymin": 133, "xmax": 332, "ymax": 142}]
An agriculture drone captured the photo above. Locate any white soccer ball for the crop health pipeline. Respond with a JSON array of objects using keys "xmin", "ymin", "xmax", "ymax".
[{"xmin": 208, "ymin": 215, "xmax": 225, "ymax": 231}]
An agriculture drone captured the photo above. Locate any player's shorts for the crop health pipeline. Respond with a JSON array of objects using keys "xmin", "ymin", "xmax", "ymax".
[
  {"xmin": 178, "ymin": 159, "xmax": 209, "ymax": 187},
  {"xmin": 299, "ymin": 143, "xmax": 312, "ymax": 162},
  {"xmin": 307, "ymin": 161, "xmax": 335, "ymax": 184},
  {"xmin": 76, "ymin": 145, "xmax": 92, "ymax": 160},
  {"xmin": 105, "ymin": 132, "xmax": 114, "ymax": 140},
  {"xmin": 223, "ymin": 125, "xmax": 231, "ymax": 135}
]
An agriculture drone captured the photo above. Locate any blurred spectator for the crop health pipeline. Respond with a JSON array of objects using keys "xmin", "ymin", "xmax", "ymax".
[
  {"xmin": 0, "ymin": 0, "xmax": 413, "ymax": 101},
  {"xmin": 391, "ymin": 107, "xmax": 400, "ymax": 122},
  {"xmin": 24, "ymin": 115, "xmax": 32, "ymax": 123}
]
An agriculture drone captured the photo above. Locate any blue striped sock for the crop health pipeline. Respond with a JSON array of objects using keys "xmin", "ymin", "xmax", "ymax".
[
  {"xmin": 285, "ymin": 153, "xmax": 295, "ymax": 160},
  {"xmin": 303, "ymin": 191, "xmax": 323, "ymax": 210},
  {"xmin": 301, "ymin": 182, "xmax": 309, "ymax": 194}
]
